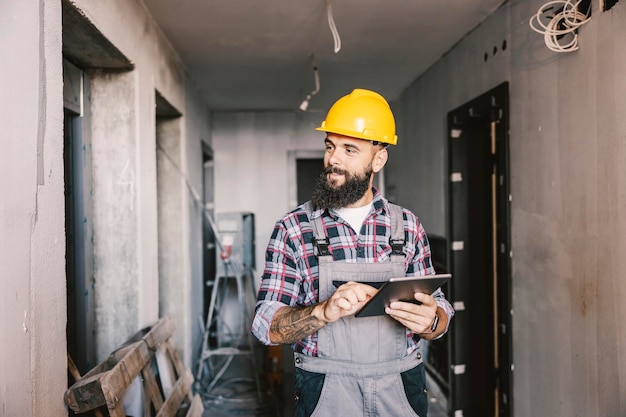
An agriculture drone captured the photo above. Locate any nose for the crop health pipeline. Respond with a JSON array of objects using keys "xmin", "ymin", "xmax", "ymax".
[{"xmin": 326, "ymin": 148, "xmax": 341, "ymax": 167}]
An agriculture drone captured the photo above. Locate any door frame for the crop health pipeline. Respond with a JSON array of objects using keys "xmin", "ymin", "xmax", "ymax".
[{"xmin": 447, "ymin": 82, "xmax": 513, "ymax": 417}]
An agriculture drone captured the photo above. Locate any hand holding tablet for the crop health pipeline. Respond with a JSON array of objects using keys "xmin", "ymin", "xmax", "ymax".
[{"xmin": 354, "ymin": 274, "xmax": 451, "ymax": 318}]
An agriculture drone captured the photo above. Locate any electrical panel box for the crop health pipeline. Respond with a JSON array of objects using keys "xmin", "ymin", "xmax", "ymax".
[{"xmin": 215, "ymin": 212, "xmax": 255, "ymax": 278}]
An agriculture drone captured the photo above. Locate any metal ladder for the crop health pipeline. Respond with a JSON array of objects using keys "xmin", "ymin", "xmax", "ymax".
[{"xmin": 194, "ymin": 213, "xmax": 278, "ymax": 415}]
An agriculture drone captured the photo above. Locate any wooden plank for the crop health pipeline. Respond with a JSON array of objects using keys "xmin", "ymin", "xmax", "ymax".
[
  {"xmin": 143, "ymin": 317, "xmax": 175, "ymax": 350},
  {"xmin": 156, "ymin": 343, "xmax": 177, "ymax": 397},
  {"xmin": 66, "ymin": 340, "xmax": 152, "ymax": 413},
  {"xmin": 78, "ymin": 342, "xmax": 135, "ymax": 382},
  {"xmin": 99, "ymin": 341, "xmax": 152, "ymax": 409},
  {"xmin": 65, "ymin": 371, "xmax": 109, "ymax": 412},
  {"xmin": 65, "ymin": 317, "xmax": 198, "ymax": 417},
  {"xmin": 142, "ymin": 360, "xmax": 165, "ymax": 411},
  {"xmin": 107, "ymin": 400, "xmax": 127, "ymax": 417},
  {"xmin": 164, "ymin": 339, "xmax": 185, "ymax": 377},
  {"xmin": 155, "ymin": 370, "xmax": 193, "ymax": 417},
  {"xmin": 185, "ymin": 394, "xmax": 204, "ymax": 417}
]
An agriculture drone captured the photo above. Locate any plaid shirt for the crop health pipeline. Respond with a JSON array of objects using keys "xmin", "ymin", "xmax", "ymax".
[{"xmin": 251, "ymin": 189, "xmax": 454, "ymax": 356}]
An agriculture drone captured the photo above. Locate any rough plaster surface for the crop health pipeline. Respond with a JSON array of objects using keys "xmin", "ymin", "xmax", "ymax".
[
  {"xmin": 212, "ymin": 111, "xmax": 322, "ymax": 288},
  {"xmin": 389, "ymin": 1, "xmax": 626, "ymax": 415},
  {"xmin": 183, "ymin": 78, "xmax": 210, "ymax": 367},
  {"xmin": 89, "ymin": 71, "xmax": 141, "ymax": 359},
  {"xmin": 1, "ymin": 1, "xmax": 66, "ymax": 415},
  {"xmin": 70, "ymin": 0, "xmax": 210, "ymax": 369},
  {"xmin": 157, "ymin": 118, "xmax": 190, "ymax": 364},
  {"xmin": 212, "ymin": 1, "xmax": 626, "ymax": 415}
]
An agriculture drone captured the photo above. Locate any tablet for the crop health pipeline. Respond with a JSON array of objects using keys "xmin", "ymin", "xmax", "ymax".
[{"xmin": 354, "ymin": 274, "xmax": 451, "ymax": 318}]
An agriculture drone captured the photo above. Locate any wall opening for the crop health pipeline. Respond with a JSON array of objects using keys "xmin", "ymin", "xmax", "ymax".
[
  {"xmin": 62, "ymin": 0, "xmax": 135, "ymax": 369},
  {"xmin": 63, "ymin": 59, "xmax": 96, "ymax": 375},
  {"xmin": 447, "ymin": 82, "xmax": 513, "ymax": 417},
  {"xmin": 202, "ymin": 145, "xmax": 217, "ymax": 325},
  {"xmin": 155, "ymin": 90, "xmax": 183, "ymax": 331}
]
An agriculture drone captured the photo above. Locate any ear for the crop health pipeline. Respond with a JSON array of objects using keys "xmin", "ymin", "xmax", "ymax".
[{"xmin": 372, "ymin": 147, "xmax": 388, "ymax": 173}]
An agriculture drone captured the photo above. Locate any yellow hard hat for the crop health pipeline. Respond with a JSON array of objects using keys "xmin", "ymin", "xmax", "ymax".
[{"xmin": 316, "ymin": 88, "xmax": 397, "ymax": 145}]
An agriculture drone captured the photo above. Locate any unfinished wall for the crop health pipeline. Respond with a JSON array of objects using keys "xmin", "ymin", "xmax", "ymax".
[
  {"xmin": 0, "ymin": 1, "xmax": 211, "ymax": 413},
  {"xmin": 182, "ymin": 78, "xmax": 211, "ymax": 361},
  {"xmin": 389, "ymin": 0, "xmax": 626, "ymax": 415},
  {"xmin": 69, "ymin": 0, "xmax": 210, "ymax": 369},
  {"xmin": 0, "ymin": 1, "xmax": 66, "ymax": 415},
  {"xmin": 212, "ymin": 111, "xmax": 323, "ymax": 287}
]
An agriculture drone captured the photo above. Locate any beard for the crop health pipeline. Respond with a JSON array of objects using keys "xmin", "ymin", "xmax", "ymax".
[{"xmin": 311, "ymin": 164, "xmax": 373, "ymax": 209}]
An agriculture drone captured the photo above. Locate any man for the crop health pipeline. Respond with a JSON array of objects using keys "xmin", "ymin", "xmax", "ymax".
[{"xmin": 251, "ymin": 88, "xmax": 454, "ymax": 416}]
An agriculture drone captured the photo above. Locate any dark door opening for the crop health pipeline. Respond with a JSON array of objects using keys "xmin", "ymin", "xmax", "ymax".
[
  {"xmin": 202, "ymin": 147, "xmax": 217, "ymax": 326},
  {"xmin": 64, "ymin": 60, "xmax": 96, "ymax": 376},
  {"xmin": 447, "ymin": 82, "xmax": 513, "ymax": 417},
  {"xmin": 296, "ymin": 158, "xmax": 323, "ymax": 206}
]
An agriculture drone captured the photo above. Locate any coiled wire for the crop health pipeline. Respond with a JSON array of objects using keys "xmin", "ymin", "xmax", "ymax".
[{"xmin": 529, "ymin": 0, "xmax": 591, "ymax": 52}]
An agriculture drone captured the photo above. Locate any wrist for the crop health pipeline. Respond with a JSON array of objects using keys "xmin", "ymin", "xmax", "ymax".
[
  {"xmin": 313, "ymin": 302, "xmax": 330, "ymax": 324},
  {"xmin": 419, "ymin": 311, "xmax": 439, "ymax": 335},
  {"xmin": 428, "ymin": 312, "xmax": 439, "ymax": 332}
]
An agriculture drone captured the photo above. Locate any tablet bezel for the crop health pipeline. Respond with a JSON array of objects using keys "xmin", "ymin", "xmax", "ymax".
[{"xmin": 354, "ymin": 273, "xmax": 451, "ymax": 318}]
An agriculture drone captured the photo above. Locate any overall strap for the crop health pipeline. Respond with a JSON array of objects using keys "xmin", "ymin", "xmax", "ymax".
[
  {"xmin": 304, "ymin": 201, "xmax": 406, "ymax": 259},
  {"xmin": 388, "ymin": 203, "xmax": 407, "ymax": 258},
  {"xmin": 303, "ymin": 201, "xmax": 332, "ymax": 258}
]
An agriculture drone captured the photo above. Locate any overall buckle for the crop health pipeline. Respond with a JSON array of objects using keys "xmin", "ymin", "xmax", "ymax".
[
  {"xmin": 312, "ymin": 237, "xmax": 331, "ymax": 257},
  {"xmin": 389, "ymin": 238, "xmax": 406, "ymax": 256}
]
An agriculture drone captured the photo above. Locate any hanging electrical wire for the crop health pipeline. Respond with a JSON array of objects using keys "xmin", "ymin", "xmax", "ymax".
[
  {"xmin": 299, "ymin": 54, "xmax": 320, "ymax": 112},
  {"xmin": 326, "ymin": 0, "xmax": 341, "ymax": 53},
  {"xmin": 529, "ymin": 0, "xmax": 591, "ymax": 53}
]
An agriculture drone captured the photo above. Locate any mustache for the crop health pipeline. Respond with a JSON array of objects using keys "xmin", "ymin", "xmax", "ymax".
[{"xmin": 322, "ymin": 166, "xmax": 348, "ymax": 176}]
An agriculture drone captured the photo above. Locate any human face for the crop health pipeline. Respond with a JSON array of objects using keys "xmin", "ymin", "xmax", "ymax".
[
  {"xmin": 311, "ymin": 162, "xmax": 372, "ymax": 209},
  {"xmin": 311, "ymin": 134, "xmax": 388, "ymax": 208},
  {"xmin": 322, "ymin": 134, "xmax": 387, "ymax": 187}
]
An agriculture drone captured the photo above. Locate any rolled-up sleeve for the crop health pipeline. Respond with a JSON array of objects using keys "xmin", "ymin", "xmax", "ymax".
[
  {"xmin": 432, "ymin": 287, "xmax": 455, "ymax": 338},
  {"xmin": 408, "ymin": 216, "xmax": 455, "ymax": 337},
  {"xmin": 251, "ymin": 220, "xmax": 302, "ymax": 345}
]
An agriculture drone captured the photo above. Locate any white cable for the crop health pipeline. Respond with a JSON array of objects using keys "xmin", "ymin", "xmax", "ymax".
[
  {"xmin": 529, "ymin": 0, "xmax": 591, "ymax": 53},
  {"xmin": 326, "ymin": 0, "xmax": 341, "ymax": 53},
  {"xmin": 299, "ymin": 54, "xmax": 321, "ymax": 111}
]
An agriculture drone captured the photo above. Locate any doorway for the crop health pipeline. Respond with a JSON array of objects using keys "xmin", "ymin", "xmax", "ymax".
[
  {"xmin": 447, "ymin": 82, "xmax": 512, "ymax": 417},
  {"xmin": 63, "ymin": 59, "xmax": 96, "ymax": 376},
  {"xmin": 288, "ymin": 150, "xmax": 324, "ymax": 208},
  {"xmin": 297, "ymin": 157, "xmax": 323, "ymax": 205}
]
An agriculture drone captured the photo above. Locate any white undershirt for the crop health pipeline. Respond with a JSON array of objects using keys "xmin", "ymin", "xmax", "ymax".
[{"xmin": 335, "ymin": 202, "xmax": 373, "ymax": 234}]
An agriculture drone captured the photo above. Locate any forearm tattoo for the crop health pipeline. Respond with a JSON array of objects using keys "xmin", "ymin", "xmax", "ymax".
[{"xmin": 270, "ymin": 305, "xmax": 326, "ymax": 344}]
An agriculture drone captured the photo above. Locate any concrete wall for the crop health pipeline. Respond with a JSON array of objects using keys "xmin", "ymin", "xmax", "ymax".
[
  {"xmin": 388, "ymin": 1, "xmax": 626, "ymax": 415},
  {"xmin": 212, "ymin": 2, "xmax": 626, "ymax": 415},
  {"xmin": 212, "ymin": 111, "xmax": 323, "ymax": 287},
  {"xmin": 70, "ymin": 0, "xmax": 210, "ymax": 368},
  {"xmin": 0, "ymin": 1, "xmax": 66, "ymax": 415},
  {"xmin": 183, "ymin": 79, "xmax": 211, "ymax": 363},
  {"xmin": 0, "ymin": 0, "xmax": 210, "ymax": 414}
]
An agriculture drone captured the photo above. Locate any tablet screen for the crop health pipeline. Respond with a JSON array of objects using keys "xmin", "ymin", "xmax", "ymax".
[{"xmin": 354, "ymin": 274, "xmax": 451, "ymax": 318}]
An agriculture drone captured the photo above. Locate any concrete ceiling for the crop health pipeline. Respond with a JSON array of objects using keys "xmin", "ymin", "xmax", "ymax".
[{"xmin": 143, "ymin": 0, "xmax": 505, "ymax": 112}]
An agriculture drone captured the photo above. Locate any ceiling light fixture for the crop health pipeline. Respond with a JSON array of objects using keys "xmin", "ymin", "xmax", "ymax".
[{"xmin": 299, "ymin": 54, "xmax": 320, "ymax": 112}]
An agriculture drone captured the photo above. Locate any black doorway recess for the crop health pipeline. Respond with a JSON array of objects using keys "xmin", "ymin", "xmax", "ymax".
[
  {"xmin": 296, "ymin": 158, "xmax": 323, "ymax": 206},
  {"xmin": 447, "ymin": 82, "xmax": 513, "ymax": 417}
]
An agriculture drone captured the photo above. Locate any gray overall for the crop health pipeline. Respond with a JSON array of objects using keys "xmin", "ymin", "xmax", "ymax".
[{"xmin": 293, "ymin": 203, "xmax": 427, "ymax": 417}]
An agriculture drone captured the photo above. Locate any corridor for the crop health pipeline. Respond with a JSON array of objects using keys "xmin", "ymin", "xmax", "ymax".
[{"xmin": 4, "ymin": 0, "xmax": 626, "ymax": 416}]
